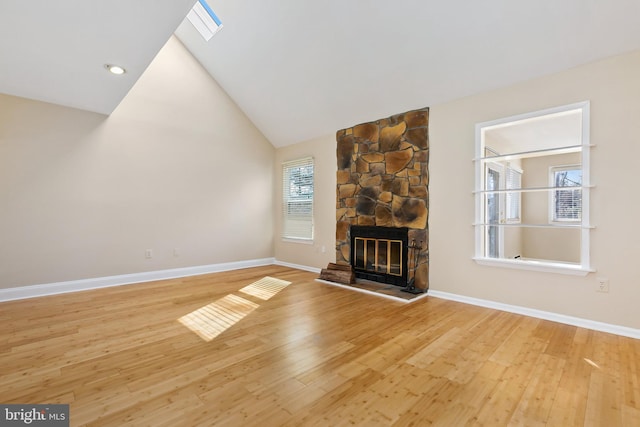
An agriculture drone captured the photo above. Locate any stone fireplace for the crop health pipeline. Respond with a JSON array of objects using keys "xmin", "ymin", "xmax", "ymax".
[{"xmin": 335, "ymin": 108, "xmax": 429, "ymax": 291}]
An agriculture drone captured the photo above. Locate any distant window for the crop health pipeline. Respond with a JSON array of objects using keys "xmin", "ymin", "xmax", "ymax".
[
  {"xmin": 282, "ymin": 158, "xmax": 314, "ymax": 241},
  {"xmin": 550, "ymin": 165, "xmax": 582, "ymax": 222},
  {"xmin": 187, "ymin": 0, "xmax": 223, "ymax": 41}
]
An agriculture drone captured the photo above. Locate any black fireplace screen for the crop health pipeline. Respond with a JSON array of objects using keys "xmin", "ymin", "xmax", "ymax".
[{"xmin": 350, "ymin": 226, "xmax": 408, "ymax": 286}]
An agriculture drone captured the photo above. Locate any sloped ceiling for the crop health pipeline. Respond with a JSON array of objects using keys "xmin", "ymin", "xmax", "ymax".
[
  {"xmin": 2, "ymin": 1, "xmax": 640, "ymax": 147},
  {"xmin": 0, "ymin": 0, "xmax": 196, "ymax": 114}
]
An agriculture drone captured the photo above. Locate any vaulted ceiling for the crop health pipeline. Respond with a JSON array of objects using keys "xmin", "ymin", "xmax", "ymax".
[
  {"xmin": 0, "ymin": 1, "xmax": 196, "ymax": 114},
  {"xmin": 2, "ymin": 1, "xmax": 640, "ymax": 147}
]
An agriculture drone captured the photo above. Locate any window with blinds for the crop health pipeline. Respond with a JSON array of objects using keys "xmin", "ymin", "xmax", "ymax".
[
  {"xmin": 282, "ymin": 157, "xmax": 314, "ymax": 240},
  {"xmin": 550, "ymin": 165, "xmax": 582, "ymax": 222}
]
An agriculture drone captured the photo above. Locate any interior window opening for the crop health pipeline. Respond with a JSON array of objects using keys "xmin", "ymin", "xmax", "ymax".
[{"xmin": 474, "ymin": 102, "xmax": 593, "ymax": 275}]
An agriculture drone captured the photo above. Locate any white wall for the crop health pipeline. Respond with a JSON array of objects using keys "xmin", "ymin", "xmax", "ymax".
[
  {"xmin": 430, "ymin": 50, "xmax": 640, "ymax": 329},
  {"xmin": 0, "ymin": 36, "xmax": 275, "ymax": 288}
]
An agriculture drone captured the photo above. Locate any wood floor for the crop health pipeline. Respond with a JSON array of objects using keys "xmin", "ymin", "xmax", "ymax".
[{"xmin": 1, "ymin": 265, "xmax": 639, "ymax": 426}]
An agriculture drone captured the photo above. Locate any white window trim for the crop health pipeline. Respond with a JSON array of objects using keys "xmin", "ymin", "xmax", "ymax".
[
  {"xmin": 282, "ymin": 237, "xmax": 314, "ymax": 245},
  {"xmin": 473, "ymin": 256, "xmax": 593, "ymax": 276},
  {"xmin": 474, "ymin": 101, "xmax": 593, "ymax": 275}
]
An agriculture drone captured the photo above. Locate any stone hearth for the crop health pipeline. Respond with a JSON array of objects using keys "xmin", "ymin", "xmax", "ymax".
[{"xmin": 335, "ymin": 108, "xmax": 429, "ymax": 291}]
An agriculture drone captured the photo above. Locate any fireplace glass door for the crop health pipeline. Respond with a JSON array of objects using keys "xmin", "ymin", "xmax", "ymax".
[{"xmin": 354, "ymin": 238, "xmax": 403, "ymax": 277}]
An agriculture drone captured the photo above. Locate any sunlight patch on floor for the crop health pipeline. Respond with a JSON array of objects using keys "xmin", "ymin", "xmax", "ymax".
[
  {"xmin": 178, "ymin": 277, "xmax": 292, "ymax": 341},
  {"xmin": 178, "ymin": 294, "xmax": 259, "ymax": 342},
  {"xmin": 239, "ymin": 276, "xmax": 291, "ymax": 300}
]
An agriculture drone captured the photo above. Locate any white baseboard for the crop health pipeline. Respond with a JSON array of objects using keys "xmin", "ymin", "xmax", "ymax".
[
  {"xmin": 428, "ymin": 290, "xmax": 640, "ymax": 340},
  {"xmin": 274, "ymin": 260, "xmax": 321, "ymax": 274},
  {"xmin": 0, "ymin": 258, "xmax": 276, "ymax": 303}
]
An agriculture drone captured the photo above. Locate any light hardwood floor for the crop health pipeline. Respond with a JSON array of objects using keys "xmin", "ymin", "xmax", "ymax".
[{"xmin": 1, "ymin": 265, "xmax": 639, "ymax": 426}]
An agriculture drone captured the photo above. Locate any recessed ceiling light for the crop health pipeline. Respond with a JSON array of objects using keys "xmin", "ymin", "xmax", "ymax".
[{"xmin": 105, "ymin": 64, "xmax": 126, "ymax": 75}]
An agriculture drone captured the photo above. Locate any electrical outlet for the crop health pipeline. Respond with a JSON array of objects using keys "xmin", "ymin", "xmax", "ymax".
[
  {"xmin": 173, "ymin": 248, "xmax": 180, "ymax": 257},
  {"xmin": 597, "ymin": 277, "xmax": 609, "ymax": 293},
  {"xmin": 145, "ymin": 249, "xmax": 153, "ymax": 259}
]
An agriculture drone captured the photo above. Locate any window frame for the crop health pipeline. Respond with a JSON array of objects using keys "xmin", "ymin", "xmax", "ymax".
[{"xmin": 474, "ymin": 101, "xmax": 593, "ymax": 276}]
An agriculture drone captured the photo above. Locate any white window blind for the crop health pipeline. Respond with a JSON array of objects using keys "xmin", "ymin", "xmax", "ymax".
[
  {"xmin": 551, "ymin": 166, "xmax": 582, "ymax": 222},
  {"xmin": 282, "ymin": 157, "xmax": 314, "ymax": 240},
  {"xmin": 505, "ymin": 166, "xmax": 522, "ymax": 223}
]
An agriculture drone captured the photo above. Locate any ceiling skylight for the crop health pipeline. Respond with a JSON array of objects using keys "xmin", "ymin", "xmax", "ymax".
[{"xmin": 187, "ymin": 0, "xmax": 223, "ymax": 41}]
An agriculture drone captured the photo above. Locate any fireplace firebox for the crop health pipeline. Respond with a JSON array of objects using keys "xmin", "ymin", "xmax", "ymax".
[{"xmin": 350, "ymin": 225, "xmax": 408, "ymax": 287}]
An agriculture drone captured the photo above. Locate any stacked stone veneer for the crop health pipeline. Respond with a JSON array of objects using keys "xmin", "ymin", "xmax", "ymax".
[{"xmin": 336, "ymin": 108, "xmax": 429, "ymax": 291}]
